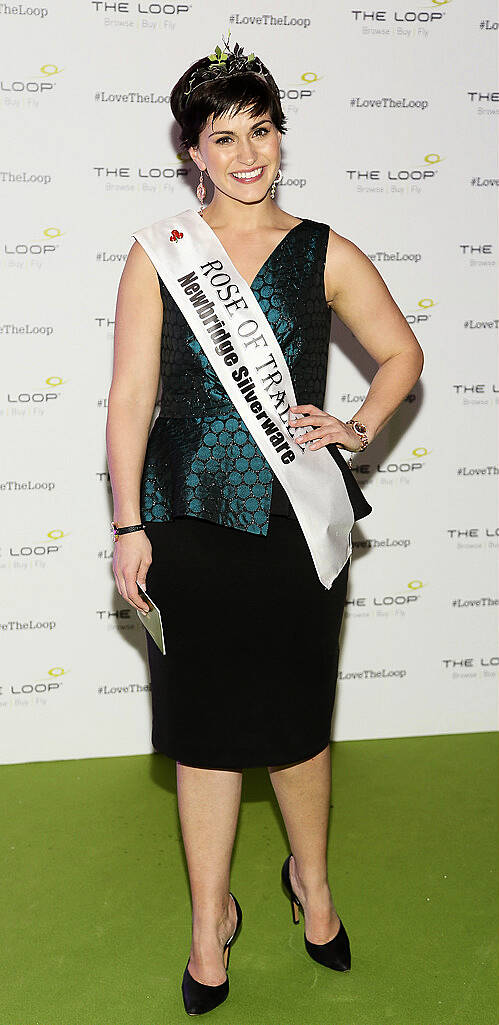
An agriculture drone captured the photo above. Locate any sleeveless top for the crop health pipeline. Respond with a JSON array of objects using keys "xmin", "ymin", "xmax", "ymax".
[{"xmin": 139, "ymin": 216, "xmax": 372, "ymax": 535}]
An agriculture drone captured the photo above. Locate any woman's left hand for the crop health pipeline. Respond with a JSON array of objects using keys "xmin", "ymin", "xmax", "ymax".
[{"xmin": 288, "ymin": 404, "xmax": 363, "ymax": 453}]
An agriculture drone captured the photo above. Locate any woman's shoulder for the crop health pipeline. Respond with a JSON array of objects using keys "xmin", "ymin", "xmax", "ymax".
[
  {"xmin": 297, "ymin": 215, "xmax": 336, "ymax": 253},
  {"xmin": 299, "ymin": 215, "xmax": 354, "ymax": 248},
  {"xmin": 306, "ymin": 217, "xmax": 367, "ymax": 269}
]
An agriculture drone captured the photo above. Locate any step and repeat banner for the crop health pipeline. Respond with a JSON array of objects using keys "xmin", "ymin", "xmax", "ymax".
[{"xmin": 1, "ymin": 1, "xmax": 497, "ymax": 764}]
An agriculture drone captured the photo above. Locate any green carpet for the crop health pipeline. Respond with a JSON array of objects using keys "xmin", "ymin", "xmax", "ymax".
[{"xmin": 1, "ymin": 732, "xmax": 497, "ymax": 1025}]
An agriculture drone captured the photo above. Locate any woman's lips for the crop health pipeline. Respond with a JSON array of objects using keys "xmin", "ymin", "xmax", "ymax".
[{"xmin": 229, "ymin": 166, "xmax": 265, "ymax": 183}]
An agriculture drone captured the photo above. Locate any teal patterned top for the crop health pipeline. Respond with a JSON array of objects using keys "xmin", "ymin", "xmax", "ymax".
[{"xmin": 140, "ymin": 216, "xmax": 372, "ymax": 534}]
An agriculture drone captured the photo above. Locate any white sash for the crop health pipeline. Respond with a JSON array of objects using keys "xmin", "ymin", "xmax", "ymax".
[{"xmin": 132, "ymin": 208, "xmax": 353, "ymax": 589}]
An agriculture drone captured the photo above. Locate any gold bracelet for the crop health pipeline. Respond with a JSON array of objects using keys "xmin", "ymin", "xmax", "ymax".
[{"xmin": 345, "ymin": 419, "xmax": 369, "ymax": 453}]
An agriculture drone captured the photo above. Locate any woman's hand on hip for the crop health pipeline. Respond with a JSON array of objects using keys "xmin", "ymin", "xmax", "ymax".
[
  {"xmin": 112, "ymin": 531, "xmax": 152, "ymax": 612},
  {"xmin": 288, "ymin": 404, "xmax": 363, "ymax": 453}
]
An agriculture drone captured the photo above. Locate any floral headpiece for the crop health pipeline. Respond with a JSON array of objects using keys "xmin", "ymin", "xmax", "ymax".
[{"xmin": 183, "ymin": 30, "xmax": 275, "ymax": 100}]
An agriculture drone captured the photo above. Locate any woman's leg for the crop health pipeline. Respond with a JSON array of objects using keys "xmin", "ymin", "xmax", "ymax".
[
  {"xmin": 176, "ymin": 762, "xmax": 243, "ymax": 985},
  {"xmin": 268, "ymin": 743, "xmax": 341, "ymax": 943}
]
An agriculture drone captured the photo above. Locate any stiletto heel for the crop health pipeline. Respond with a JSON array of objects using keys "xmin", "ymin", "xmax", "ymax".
[
  {"xmin": 281, "ymin": 853, "xmax": 351, "ymax": 971},
  {"xmin": 181, "ymin": 892, "xmax": 242, "ymax": 1016},
  {"xmin": 290, "ymin": 894, "xmax": 300, "ymax": 925}
]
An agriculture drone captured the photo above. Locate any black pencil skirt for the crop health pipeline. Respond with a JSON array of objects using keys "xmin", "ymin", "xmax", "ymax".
[{"xmin": 142, "ymin": 513, "xmax": 350, "ymax": 770}]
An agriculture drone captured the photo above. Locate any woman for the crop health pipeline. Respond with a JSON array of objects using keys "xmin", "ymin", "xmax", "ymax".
[{"xmin": 106, "ymin": 35, "xmax": 424, "ymax": 1016}]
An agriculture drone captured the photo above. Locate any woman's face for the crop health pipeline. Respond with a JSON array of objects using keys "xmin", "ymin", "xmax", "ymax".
[{"xmin": 189, "ymin": 105, "xmax": 282, "ymax": 204}]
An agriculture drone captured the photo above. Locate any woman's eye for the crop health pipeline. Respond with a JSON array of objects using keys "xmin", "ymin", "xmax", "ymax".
[{"xmin": 215, "ymin": 127, "xmax": 270, "ymax": 145}]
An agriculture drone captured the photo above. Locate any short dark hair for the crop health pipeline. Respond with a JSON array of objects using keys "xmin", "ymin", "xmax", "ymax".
[{"xmin": 170, "ymin": 58, "xmax": 288, "ymax": 153}]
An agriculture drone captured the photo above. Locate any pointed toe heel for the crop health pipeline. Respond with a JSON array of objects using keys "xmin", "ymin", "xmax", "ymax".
[
  {"xmin": 281, "ymin": 853, "xmax": 351, "ymax": 972},
  {"xmin": 181, "ymin": 892, "xmax": 242, "ymax": 1016},
  {"xmin": 181, "ymin": 965, "xmax": 229, "ymax": 1017},
  {"xmin": 304, "ymin": 918, "xmax": 351, "ymax": 971}
]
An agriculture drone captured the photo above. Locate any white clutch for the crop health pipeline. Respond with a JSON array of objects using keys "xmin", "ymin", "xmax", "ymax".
[{"xmin": 135, "ymin": 582, "xmax": 166, "ymax": 655}]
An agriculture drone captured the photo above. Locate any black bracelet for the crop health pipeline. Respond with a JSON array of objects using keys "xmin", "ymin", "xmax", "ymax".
[{"xmin": 111, "ymin": 521, "xmax": 145, "ymax": 543}]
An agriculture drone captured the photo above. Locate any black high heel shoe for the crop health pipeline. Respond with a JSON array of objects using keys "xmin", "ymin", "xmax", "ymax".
[
  {"xmin": 181, "ymin": 892, "xmax": 243, "ymax": 1016},
  {"xmin": 281, "ymin": 853, "xmax": 351, "ymax": 971}
]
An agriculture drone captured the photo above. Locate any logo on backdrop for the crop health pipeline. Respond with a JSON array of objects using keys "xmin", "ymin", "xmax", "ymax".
[
  {"xmin": 279, "ymin": 71, "xmax": 321, "ymax": 113},
  {"xmin": 450, "ymin": 596, "xmax": 498, "ymax": 610},
  {"xmin": 95, "ymin": 250, "xmax": 129, "ymax": 265},
  {"xmin": 0, "ymin": 666, "xmax": 70, "ymax": 703},
  {"xmin": 96, "ymin": 682, "xmax": 151, "ymax": 696},
  {"xmin": 350, "ymin": 446, "xmax": 431, "ymax": 485},
  {"xmin": 0, "ymin": 170, "xmax": 52, "ymax": 185},
  {"xmin": 346, "ymin": 152, "xmax": 444, "ymax": 193},
  {"xmin": 1, "ymin": 529, "xmax": 69, "ymax": 564},
  {"xmin": 463, "ymin": 316, "xmax": 498, "ymax": 330},
  {"xmin": 469, "ymin": 176, "xmax": 499, "ymax": 189},
  {"xmin": 341, "ymin": 390, "xmax": 417, "ymax": 406},
  {"xmin": 1, "ymin": 479, "xmax": 56, "ymax": 493},
  {"xmin": 338, "ymin": 665, "xmax": 407, "ymax": 680},
  {"xmin": 93, "ymin": 161, "xmax": 189, "ymax": 194},
  {"xmin": 441, "ymin": 656, "xmax": 498, "ymax": 680},
  {"xmin": 350, "ymin": 95, "xmax": 428, "ymax": 110},
  {"xmin": 1, "ymin": 5, "xmax": 48, "ymax": 16},
  {"xmin": 352, "ymin": 535, "xmax": 412, "ymax": 549},
  {"xmin": 0, "ymin": 64, "xmax": 63, "ymax": 105},
  {"xmin": 404, "ymin": 296, "xmax": 438, "ymax": 325},
  {"xmin": 228, "ymin": 13, "xmax": 311, "ymax": 28},
  {"xmin": 0, "ymin": 323, "xmax": 54, "ymax": 337},
  {"xmin": 460, "ymin": 243, "xmax": 495, "ymax": 266},
  {"xmin": 452, "ymin": 383, "xmax": 498, "ymax": 405},
  {"xmin": 0, "ymin": 618, "xmax": 56, "ymax": 633},
  {"xmin": 94, "ymin": 89, "xmax": 169, "ymax": 104},
  {"xmin": 2, "ymin": 228, "xmax": 64, "ymax": 270},
  {"xmin": 96, "ymin": 609, "xmax": 143, "ymax": 635},
  {"xmin": 367, "ymin": 249, "xmax": 422, "ymax": 264},
  {"xmin": 90, "ymin": 1, "xmax": 193, "ymax": 30},
  {"xmin": 345, "ymin": 578, "xmax": 426, "ymax": 618},
  {"xmin": 275, "ymin": 175, "xmax": 307, "ymax": 190},
  {"xmin": 350, "ymin": 6, "xmax": 451, "ymax": 37},
  {"xmin": 467, "ymin": 91, "xmax": 498, "ymax": 107},
  {"xmin": 3, "ymin": 376, "xmax": 66, "ymax": 415},
  {"xmin": 94, "ymin": 317, "xmax": 115, "ymax": 343},
  {"xmin": 456, "ymin": 465, "xmax": 498, "ymax": 478}
]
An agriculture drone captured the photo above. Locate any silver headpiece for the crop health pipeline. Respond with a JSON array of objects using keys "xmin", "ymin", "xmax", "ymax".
[{"xmin": 183, "ymin": 31, "xmax": 275, "ymax": 100}]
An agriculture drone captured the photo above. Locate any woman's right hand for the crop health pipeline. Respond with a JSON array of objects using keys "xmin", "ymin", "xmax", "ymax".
[{"xmin": 112, "ymin": 530, "xmax": 152, "ymax": 612}]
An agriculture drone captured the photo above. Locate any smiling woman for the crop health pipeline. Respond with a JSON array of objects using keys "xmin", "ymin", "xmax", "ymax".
[
  {"xmin": 105, "ymin": 29, "xmax": 423, "ymax": 1017},
  {"xmin": 169, "ymin": 43, "xmax": 287, "ymax": 218}
]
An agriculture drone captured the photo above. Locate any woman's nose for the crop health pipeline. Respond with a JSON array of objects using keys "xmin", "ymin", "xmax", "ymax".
[{"xmin": 236, "ymin": 139, "xmax": 257, "ymax": 164}]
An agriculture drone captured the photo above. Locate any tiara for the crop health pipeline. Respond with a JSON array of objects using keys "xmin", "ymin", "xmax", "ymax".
[{"xmin": 183, "ymin": 30, "xmax": 274, "ymax": 100}]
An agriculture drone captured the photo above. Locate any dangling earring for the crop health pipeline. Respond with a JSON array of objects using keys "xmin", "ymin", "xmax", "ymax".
[
  {"xmin": 197, "ymin": 169, "xmax": 207, "ymax": 215},
  {"xmin": 270, "ymin": 168, "xmax": 282, "ymax": 200}
]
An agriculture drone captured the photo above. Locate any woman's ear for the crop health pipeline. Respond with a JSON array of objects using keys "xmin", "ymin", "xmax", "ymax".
[{"xmin": 188, "ymin": 145, "xmax": 206, "ymax": 172}]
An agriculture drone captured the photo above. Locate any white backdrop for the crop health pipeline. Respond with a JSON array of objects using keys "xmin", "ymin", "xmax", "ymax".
[{"xmin": 1, "ymin": 1, "xmax": 498, "ymax": 764}]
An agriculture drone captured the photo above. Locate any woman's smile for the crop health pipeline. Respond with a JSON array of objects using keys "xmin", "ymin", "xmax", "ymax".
[{"xmin": 229, "ymin": 166, "xmax": 266, "ymax": 183}]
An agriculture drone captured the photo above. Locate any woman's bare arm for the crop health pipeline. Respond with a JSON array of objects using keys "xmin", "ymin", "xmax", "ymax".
[
  {"xmin": 106, "ymin": 240, "xmax": 163, "ymax": 611},
  {"xmin": 106, "ymin": 240, "xmax": 163, "ymax": 524},
  {"xmin": 324, "ymin": 229, "xmax": 424, "ymax": 443}
]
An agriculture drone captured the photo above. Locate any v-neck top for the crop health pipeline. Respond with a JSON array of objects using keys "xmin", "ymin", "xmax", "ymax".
[
  {"xmin": 140, "ymin": 215, "xmax": 372, "ymax": 535},
  {"xmin": 198, "ymin": 214, "xmax": 307, "ymax": 292}
]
